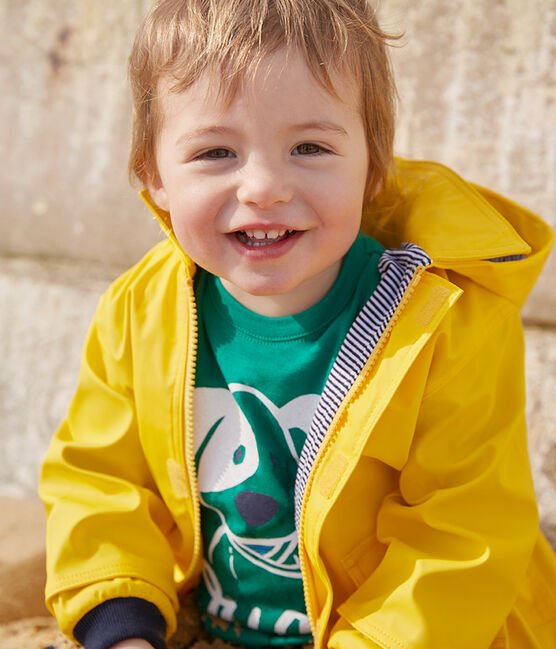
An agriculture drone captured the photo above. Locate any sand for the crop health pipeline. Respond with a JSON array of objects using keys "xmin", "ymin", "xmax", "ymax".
[{"xmin": 0, "ymin": 595, "xmax": 241, "ymax": 649}]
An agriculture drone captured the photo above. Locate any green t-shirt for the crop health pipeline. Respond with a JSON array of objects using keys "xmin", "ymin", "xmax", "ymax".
[{"xmin": 193, "ymin": 233, "xmax": 384, "ymax": 646}]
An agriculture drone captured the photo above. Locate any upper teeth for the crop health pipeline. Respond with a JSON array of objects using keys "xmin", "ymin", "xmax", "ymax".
[{"xmin": 243, "ymin": 229, "xmax": 288, "ymax": 240}]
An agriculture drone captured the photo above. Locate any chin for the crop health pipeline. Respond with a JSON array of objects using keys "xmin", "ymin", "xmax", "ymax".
[{"xmin": 226, "ymin": 275, "xmax": 297, "ymax": 298}]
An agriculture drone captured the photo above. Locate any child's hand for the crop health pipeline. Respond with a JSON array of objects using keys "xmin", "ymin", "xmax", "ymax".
[{"xmin": 108, "ymin": 640, "xmax": 157, "ymax": 649}]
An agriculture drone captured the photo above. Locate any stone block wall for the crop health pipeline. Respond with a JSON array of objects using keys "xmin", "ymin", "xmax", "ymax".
[
  {"xmin": 0, "ymin": 0, "xmax": 160, "ymax": 264},
  {"xmin": 0, "ymin": 1, "xmax": 554, "ymax": 322},
  {"xmin": 0, "ymin": 0, "xmax": 555, "ymax": 530}
]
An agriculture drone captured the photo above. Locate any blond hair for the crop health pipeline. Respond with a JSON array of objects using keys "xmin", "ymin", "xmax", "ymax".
[{"xmin": 129, "ymin": 0, "xmax": 399, "ymax": 198}]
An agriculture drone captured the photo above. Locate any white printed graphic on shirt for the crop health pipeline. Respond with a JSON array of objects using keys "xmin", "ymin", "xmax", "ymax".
[{"xmin": 194, "ymin": 384, "xmax": 318, "ymax": 635}]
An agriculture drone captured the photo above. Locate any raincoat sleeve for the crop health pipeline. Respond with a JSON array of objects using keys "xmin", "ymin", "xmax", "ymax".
[
  {"xmin": 39, "ymin": 286, "xmax": 180, "ymax": 642},
  {"xmin": 329, "ymin": 305, "xmax": 540, "ymax": 649}
]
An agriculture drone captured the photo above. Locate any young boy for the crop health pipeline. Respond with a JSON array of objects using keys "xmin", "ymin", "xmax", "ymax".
[{"xmin": 39, "ymin": 1, "xmax": 556, "ymax": 648}]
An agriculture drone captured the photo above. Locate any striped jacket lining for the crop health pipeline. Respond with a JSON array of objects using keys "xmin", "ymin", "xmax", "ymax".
[
  {"xmin": 294, "ymin": 243, "xmax": 432, "ymax": 528},
  {"xmin": 487, "ymin": 254, "xmax": 526, "ymax": 263}
]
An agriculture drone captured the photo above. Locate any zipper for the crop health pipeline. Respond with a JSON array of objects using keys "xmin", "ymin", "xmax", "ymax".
[
  {"xmin": 178, "ymin": 272, "xmax": 202, "ymax": 583},
  {"xmin": 297, "ymin": 266, "xmax": 426, "ymax": 647}
]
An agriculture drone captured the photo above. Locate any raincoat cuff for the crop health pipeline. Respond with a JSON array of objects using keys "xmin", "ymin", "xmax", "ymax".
[{"xmin": 73, "ymin": 596, "xmax": 167, "ymax": 649}]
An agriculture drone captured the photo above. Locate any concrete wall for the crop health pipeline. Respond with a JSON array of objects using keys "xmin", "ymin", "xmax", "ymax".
[
  {"xmin": 1, "ymin": 0, "xmax": 555, "ymax": 531},
  {"xmin": 0, "ymin": 0, "xmax": 159, "ymax": 264},
  {"xmin": 1, "ymin": 1, "xmax": 554, "ymax": 321}
]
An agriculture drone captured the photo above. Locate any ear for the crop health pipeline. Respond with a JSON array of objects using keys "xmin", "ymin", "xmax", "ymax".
[{"xmin": 146, "ymin": 173, "xmax": 170, "ymax": 212}]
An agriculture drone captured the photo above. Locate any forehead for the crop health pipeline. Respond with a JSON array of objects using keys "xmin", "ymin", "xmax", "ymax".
[{"xmin": 157, "ymin": 48, "xmax": 362, "ymax": 125}]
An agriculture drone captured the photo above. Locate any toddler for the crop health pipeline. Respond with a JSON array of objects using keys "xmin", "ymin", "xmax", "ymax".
[{"xmin": 40, "ymin": 1, "xmax": 556, "ymax": 648}]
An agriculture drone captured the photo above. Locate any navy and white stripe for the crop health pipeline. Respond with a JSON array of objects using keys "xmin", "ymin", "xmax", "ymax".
[
  {"xmin": 487, "ymin": 254, "xmax": 526, "ymax": 263},
  {"xmin": 294, "ymin": 243, "xmax": 432, "ymax": 528}
]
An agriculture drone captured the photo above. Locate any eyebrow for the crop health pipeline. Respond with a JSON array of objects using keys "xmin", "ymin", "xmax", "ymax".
[
  {"xmin": 288, "ymin": 121, "xmax": 349, "ymax": 137},
  {"xmin": 175, "ymin": 126, "xmax": 237, "ymax": 148},
  {"xmin": 175, "ymin": 120, "xmax": 349, "ymax": 148}
]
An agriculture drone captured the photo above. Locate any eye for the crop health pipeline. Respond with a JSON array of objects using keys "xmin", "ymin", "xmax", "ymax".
[
  {"xmin": 195, "ymin": 147, "xmax": 234, "ymax": 160},
  {"xmin": 233, "ymin": 445, "xmax": 246, "ymax": 465},
  {"xmin": 292, "ymin": 142, "xmax": 329, "ymax": 156},
  {"xmin": 194, "ymin": 387, "xmax": 259, "ymax": 493}
]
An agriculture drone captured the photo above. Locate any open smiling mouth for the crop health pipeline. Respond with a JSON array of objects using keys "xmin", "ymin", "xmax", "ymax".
[{"xmin": 235, "ymin": 229, "xmax": 297, "ymax": 247}]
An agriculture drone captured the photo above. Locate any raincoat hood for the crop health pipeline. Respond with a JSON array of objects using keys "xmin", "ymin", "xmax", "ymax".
[
  {"xmin": 141, "ymin": 158, "xmax": 553, "ymax": 309},
  {"xmin": 364, "ymin": 159, "xmax": 553, "ymax": 308}
]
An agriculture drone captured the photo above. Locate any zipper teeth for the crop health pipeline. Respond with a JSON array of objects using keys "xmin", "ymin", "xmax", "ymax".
[
  {"xmin": 182, "ymin": 275, "xmax": 202, "ymax": 580},
  {"xmin": 297, "ymin": 266, "xmax": 425, "ymax": 646}
]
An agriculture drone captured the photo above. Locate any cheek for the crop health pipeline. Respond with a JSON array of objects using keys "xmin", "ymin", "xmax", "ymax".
[
  {"xmin": 173, "ymin": 177, "xmax": 230, "ymax": 217},
  {"xmin": 168, "ymin": 184, "xmax": 217, "ymax": 228},
  {"xmin": 169, "ymin": 206, "xmax": 223, "ymax": 265},
  {"xmin": 170, "ymin": 211, "xmax": 207, "ymax": 247},
  {"xmin": 316, "ymin": 169, "xmax": 367, "ymax": 220}
]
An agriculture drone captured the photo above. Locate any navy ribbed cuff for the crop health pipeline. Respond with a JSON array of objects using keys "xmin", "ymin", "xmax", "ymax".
[{"xmin": 73, "ymin": 597, "xmax": 167, "ymax": 649}]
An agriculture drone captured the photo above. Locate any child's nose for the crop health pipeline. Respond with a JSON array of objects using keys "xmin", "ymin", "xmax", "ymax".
[{"xmin": 236, "ymin": 158, "xmax": 293, "ymax": 208}]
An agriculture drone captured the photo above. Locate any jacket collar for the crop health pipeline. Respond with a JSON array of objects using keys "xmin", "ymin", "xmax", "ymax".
[{"xmin": 363, "ymin": 158, "xmax": 537, "ymax": 264}]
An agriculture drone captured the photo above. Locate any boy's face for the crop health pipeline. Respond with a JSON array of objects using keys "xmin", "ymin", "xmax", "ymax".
[{"xmin": 149, "ymin": 49, "xmax": 369, "ymax": 316}]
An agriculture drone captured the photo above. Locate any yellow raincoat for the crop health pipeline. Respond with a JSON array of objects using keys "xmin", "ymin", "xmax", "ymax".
[{"xmin": 39, "ymin": 159, "xmax": 556, "ymax": 648}]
